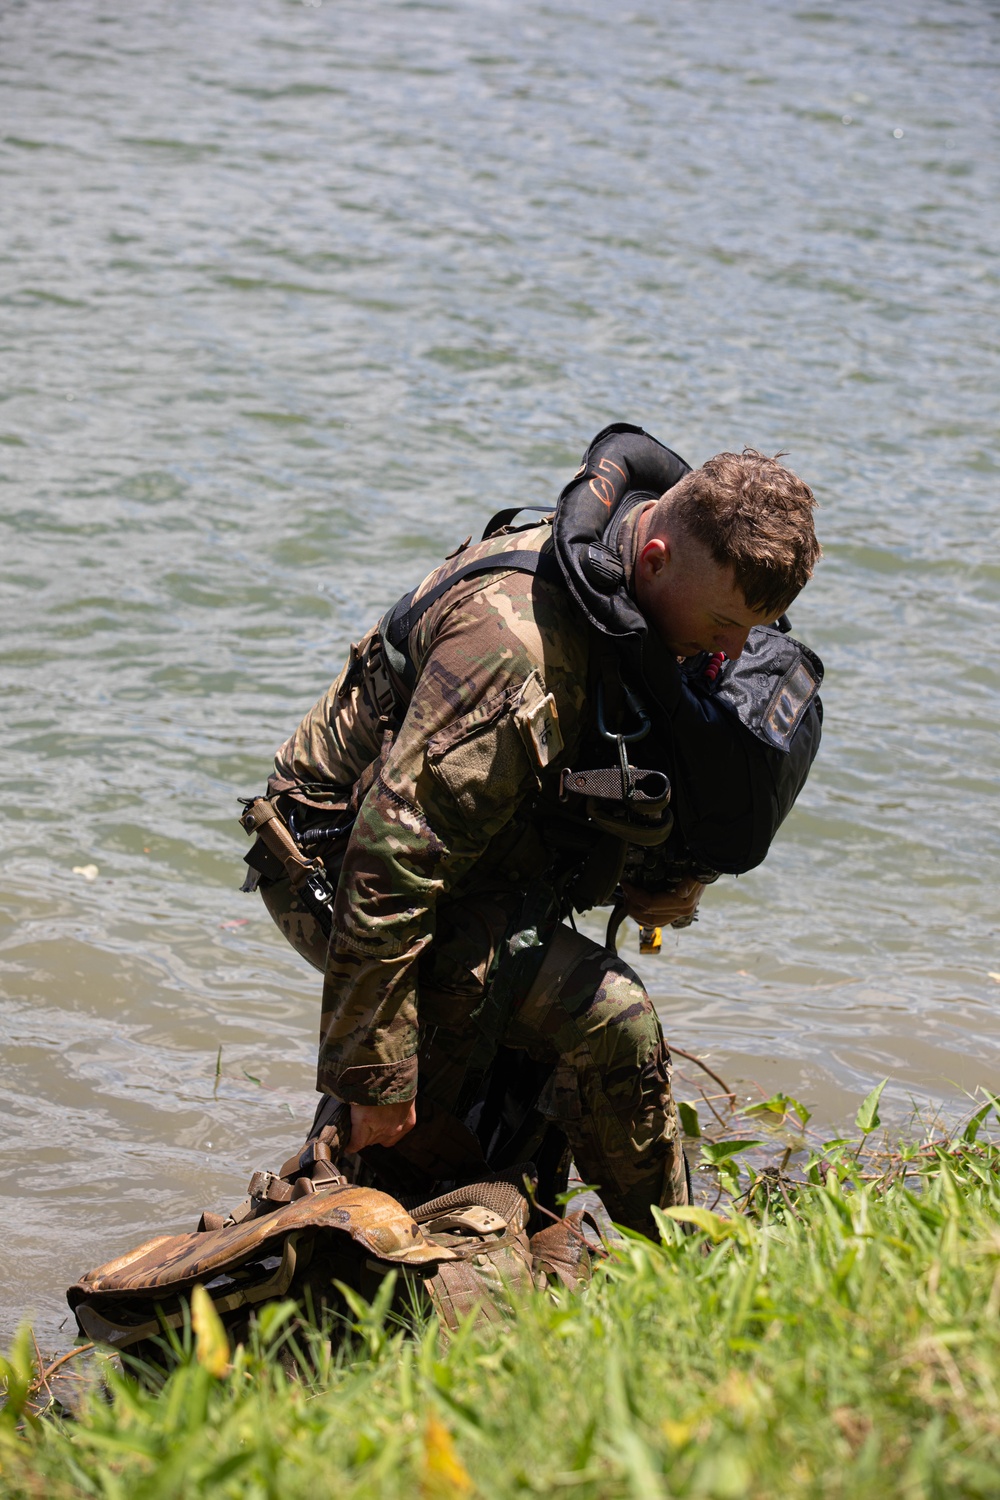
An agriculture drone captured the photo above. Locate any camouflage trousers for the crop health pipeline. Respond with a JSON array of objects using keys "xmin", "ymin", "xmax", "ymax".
[{"xmin": 260, "ymin": 879, "xmax": 688, "ymax": 1235}]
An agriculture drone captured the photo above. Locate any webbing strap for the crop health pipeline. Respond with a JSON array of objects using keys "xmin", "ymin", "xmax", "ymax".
[
  {"xmin": 385, "ymin": 549, "xmax": 562, "ymax": 651},
  {"xmin": 382, "ymin": 547, "xmax": 564, "ymax": 690}
]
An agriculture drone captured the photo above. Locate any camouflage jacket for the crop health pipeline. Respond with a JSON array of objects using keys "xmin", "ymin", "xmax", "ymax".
[{"xmin": 272, "ymin": 523, "xmax": 593, "ymax": 1107}]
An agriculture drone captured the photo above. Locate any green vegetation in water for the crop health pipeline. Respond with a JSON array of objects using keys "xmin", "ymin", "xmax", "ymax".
[{"xmin": 5, "ymin": 1098, "xmax": 1000, "ymax": 1498}]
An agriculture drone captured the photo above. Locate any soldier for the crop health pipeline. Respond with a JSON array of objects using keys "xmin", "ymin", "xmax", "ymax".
[{"xmin": 243, "ymin": 425, "xmax": 822, "ymax": 1236}]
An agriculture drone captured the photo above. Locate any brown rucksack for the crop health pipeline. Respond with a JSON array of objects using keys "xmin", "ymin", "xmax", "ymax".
[{"xmin": 68, "ymin": 1120, "xmax": 597, "ymax": 1358}]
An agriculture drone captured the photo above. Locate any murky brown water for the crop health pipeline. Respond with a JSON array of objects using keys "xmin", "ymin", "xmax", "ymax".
[{"xmin": 2, "ymin": 0, "xmax": 999, "ymax": 1345}]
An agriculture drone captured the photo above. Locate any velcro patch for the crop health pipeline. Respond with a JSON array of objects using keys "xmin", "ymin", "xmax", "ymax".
[
  {"xmin": 762, "ymin": 659, "xmax": 819, "ymax": 751},
  {"xmin": 516, "ymin": 680, "xmax": 564, "ymax": 768}
]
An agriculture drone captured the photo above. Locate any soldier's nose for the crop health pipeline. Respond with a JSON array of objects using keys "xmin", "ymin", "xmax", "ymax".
[{"xmin": 717, "ymin": 628, "xmax": 751, "ymax": 658}]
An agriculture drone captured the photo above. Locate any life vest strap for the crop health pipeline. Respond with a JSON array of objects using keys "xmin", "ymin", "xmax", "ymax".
[{"xmin": 381, "ymin": 547, "xmax": 563, "ymax": 692}]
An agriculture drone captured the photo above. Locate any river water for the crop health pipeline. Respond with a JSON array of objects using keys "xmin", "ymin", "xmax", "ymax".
[{"xmin": 1, "ymin": 0, "xmax": 998, "ymax": 1345}]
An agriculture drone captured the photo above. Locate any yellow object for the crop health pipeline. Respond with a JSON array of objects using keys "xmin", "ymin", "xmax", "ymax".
[
  {"xmin": 421, "ymin": 1413, "xmax": 473, "ymax": 1498},
  {"xmin": 191, "ymin": 1283, "xmax": 230, "ymax": 1377},
  {"xmin": 638, "ymin": 923, "xmax": 662, "ymax": 954}
]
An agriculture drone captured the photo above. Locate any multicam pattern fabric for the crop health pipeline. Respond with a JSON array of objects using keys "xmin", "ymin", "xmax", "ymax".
[
  {"xmin": 267, "ymin": 522, "xmax": 688, "ymax": 1231},
  {"xmin": 273, "ymin": 525, "xmax": 590, "ymax": 1104},
  {"xmin": 411, "ymin": 898, "xmax": 686, "ymax": 1234},
  {"xmin": 507, "ymin": 923, "xmax": 688, "ymax": 1231}
]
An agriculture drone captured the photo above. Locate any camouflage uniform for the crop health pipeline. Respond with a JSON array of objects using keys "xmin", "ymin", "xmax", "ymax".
[{"xmin": 264, "ymin": 522, "xmax": 687, "ymax": 1233}]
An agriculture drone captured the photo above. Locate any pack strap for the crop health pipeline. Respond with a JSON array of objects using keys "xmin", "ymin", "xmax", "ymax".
[{"xmin": 381, "ymin": 546, "xmax": 564, "ymax": 692}]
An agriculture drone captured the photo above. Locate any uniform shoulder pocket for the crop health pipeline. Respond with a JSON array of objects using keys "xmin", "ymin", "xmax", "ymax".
[{"xmin": 426, "ymin": 685, "xmax": 531, "ymax": 820}]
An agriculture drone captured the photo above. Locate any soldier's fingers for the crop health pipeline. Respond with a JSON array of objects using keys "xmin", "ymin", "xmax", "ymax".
[
  {"xmin": 625, "ymin": 894, "xmax": 693, "ymax": 924},
  {"xmin": 671, "ymin": 879, "xmax": 703, "ymax": 905},
  {"xmin": 350, "ymin": 1122, "xmax": 395, "ymax": 1150},
  {"xmin": 622, "ymin": 880, "xmax": 705, "ymax": 922},
  {"xmin": 348, "ymin": 1101, "xmax": 416, "ymax": 1151}
]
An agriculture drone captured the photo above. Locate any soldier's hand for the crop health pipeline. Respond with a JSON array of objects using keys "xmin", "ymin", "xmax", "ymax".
[
  {"xmin": 621, "ymin": 879, "xmax": 705, "ymax": 929},
  {"xmin": 347, "ymin": 1099, "xmax": 417, "ymax": 1152}
]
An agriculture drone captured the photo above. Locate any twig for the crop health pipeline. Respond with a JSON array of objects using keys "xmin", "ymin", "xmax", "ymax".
[
  {"xmin": 521, "ymin": 1175, "xmax": 596, "ymax": 1254},
  {"xmin": 31, "ymin": 1331, "xmax": 52, "ymax": 1403},
  {"xmin": 778, "ymin": 1181, "xmax": 802, "ymax": 1221},
  {"xmin": 671, "ymin": 1046, "xmax": 735, "ymax": 1103},
  {"xmin": 35, "ymin": 1342, "xmax": 96, "ymax": 1388},
  {"xmin": 697, "ymin": 1085, "xmax": 728, "ymax": 1131}
]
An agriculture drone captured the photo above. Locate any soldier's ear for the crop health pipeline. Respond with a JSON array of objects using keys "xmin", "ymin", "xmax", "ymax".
[{"xmin": 637, "ymin": 535, "xmax": 669, "ymax": 580}]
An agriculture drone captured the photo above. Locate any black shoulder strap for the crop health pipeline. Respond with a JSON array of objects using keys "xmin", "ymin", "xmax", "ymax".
[{"xmin": 381, "ymin": 547, "xmax": 563, "ymax": 691}]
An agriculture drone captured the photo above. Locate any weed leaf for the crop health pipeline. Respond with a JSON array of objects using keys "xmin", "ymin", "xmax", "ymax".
[
  {"xmin": 421, "ymin": 1413, "xmax": 473, "ymax": 1497},
  {"xmin": 700, "ymin": 1139, "xmax": 760, "ymax": 1165},
  {"xmin": 661, "ymin": 1206, "xmax": 753, "ymax": 1245},
  {"xmin": 191, "ymin": 1284, "xmax": 230, "ymax": 1377},
  {"xmin": 855, "ymin": 1079, "xmax": 888, "ymax": 1135},
  {"xmin": 964, "ymin": 1096, "xmax": 1000, "ymax": 1144},
  {"xmin": 745, "ymin": 1092, "xmax": 811, "ymax": 1127}
]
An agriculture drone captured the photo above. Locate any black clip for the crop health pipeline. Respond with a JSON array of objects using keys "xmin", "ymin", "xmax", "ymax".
[
  {"xmin": 595, "ymin": 683, "xmax": 650, "ymax": 803},
  {"xmin": 595, "ymin": 682, "xmax": 649, "ymax": 745}
]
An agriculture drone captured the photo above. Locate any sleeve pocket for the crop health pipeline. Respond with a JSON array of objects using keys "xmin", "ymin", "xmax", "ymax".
[{"xmin": 426, "ymin": 685, "xmax": 531, "ymax": 820}]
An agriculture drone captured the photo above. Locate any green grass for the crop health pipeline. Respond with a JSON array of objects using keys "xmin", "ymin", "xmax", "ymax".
[{"xmin": 5, "ymin": 1134, "xmax": 1000, "ymax": 1497}]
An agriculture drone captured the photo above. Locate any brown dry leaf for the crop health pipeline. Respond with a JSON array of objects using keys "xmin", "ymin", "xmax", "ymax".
[{"xmin": 832, "ymin": 1405, "xmax": 872, "ymax": 1454}]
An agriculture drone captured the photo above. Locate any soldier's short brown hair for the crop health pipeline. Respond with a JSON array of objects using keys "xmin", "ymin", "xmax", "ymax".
[{"xmin": 653, "ymin": 449, "xmax": 821, "ymax": 619}]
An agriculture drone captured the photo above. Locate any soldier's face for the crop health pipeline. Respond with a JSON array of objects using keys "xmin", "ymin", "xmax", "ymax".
[{"xmin": 634, "ymin": 527, "xmax": 774, "ymax": 660}]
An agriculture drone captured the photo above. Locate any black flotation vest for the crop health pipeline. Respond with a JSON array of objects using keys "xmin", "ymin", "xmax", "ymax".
[
  {"xmin": 382, "ymin": 422, "xmax": 823, "ymax": 878},
  {"xmin": 551, "ymin": 422, "xmax": 823, "ymax": 875}
]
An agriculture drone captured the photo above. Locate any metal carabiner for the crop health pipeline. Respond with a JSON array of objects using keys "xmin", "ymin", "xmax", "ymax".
[
  {"xmin": 595, "ymin": 682, "xmax": 650, "ymax": 803},
  {"xmin": 595, "ymin": 681, "xmax": 650, "ymax": 744}
]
